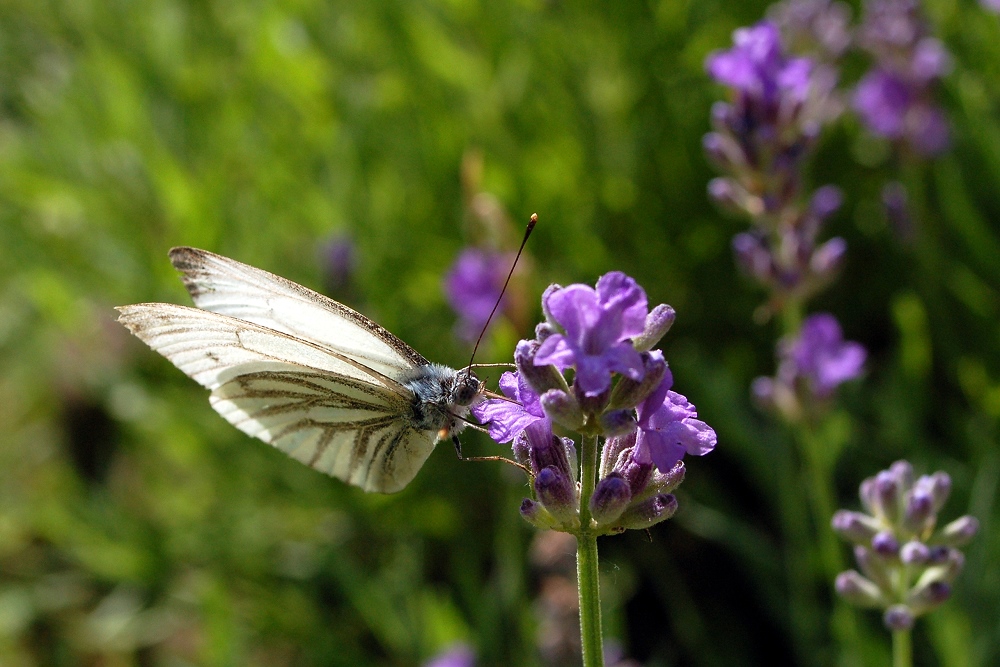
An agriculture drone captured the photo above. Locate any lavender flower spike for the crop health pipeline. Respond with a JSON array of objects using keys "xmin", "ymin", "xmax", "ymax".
[
  {"xmin": 534, "ymin": 272, "xmax": 648, "ymax": 397},
  {"xmin": 833, "ymin": 460, "xmax": 977, "ymax": 631}
]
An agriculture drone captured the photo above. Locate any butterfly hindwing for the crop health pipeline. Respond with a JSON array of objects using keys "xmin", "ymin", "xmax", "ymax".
[{"xmin": 209, "ymin": 368, "xmax": 435, "ymax": 493}]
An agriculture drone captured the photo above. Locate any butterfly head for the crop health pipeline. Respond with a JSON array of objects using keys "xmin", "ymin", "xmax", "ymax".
[{"xmin": 452, "ymin": 368, "xmax": 484, "ymax": 407}]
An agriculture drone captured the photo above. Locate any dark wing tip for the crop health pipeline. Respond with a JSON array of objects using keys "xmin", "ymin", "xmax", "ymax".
[{"xmin": 168, "ymin": 246, "xmax": 206, "ymax": 270}]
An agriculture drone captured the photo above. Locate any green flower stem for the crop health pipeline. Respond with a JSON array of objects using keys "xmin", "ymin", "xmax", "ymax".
[
  {"xmin": 577, "ymin": 433, "xmax": 604, "ymax": 667},
  {"xmin": 892, "ymin": 628, "xmax": 912, "ymax": 667}
]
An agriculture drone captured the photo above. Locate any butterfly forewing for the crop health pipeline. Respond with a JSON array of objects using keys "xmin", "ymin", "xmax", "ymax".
[
  {"xmin": 209, "ymin": 368, "xmax": 435, "ymax": 493},
  {"xmin": 116, "ymin": 303, "xmax": 410, "ymax": 391},
  {"xmin": 168, "ymin": 247, "xmax": 427, "ymax": 380}
]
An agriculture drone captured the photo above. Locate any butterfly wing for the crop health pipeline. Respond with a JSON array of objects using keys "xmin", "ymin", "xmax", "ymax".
[
  {"xmin": 209, "ymin": 369, "xmax": 434, "ymax": 493},
  {"xmin": 168, "ymin": 246, "xmax": 427, "ymax": 380},
  {"xmin": 117, "ymin": 303, "xmax": 433, "ymax": 492}
]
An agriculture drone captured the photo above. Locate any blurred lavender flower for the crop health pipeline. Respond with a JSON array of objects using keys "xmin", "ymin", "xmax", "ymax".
[
  {"xmin": 705, "ymin": 21, "xmax": 846, "ymax": 314},
  {"xmin": 444, "ymin": 247, "xmax": 512, "ymax": 342},
  {"xmin": 854, "ymin": 0, "xmax": 951, "ymax": 155},
  {"xmin": 982, "ymin": 0, "xmax": 1000, "ymax": 13},
  {"xmin": 319, "ymin": 234, "xmax": 356, "ymax": 295},
  {"xmin": 832, "ymin": 460, "xmax": 977, "ymax": 630},
  {"xmin": 768, "ymin": 0, "xmax": 852, "ymax": 62},
  {"xmin": 476, "ymin": 272, "xmax": 713, "ymax": 536},
  {"xmin": 753, "ymin": 313, "xmax": 865, "ymax": 421},
  {"xmin": 424, "ymin": 642, "xmax": 476, "ymax": 667}
]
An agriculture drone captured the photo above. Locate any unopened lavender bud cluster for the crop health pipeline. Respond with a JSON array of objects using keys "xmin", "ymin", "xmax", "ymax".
[
  {"xmin": 704, "ymin": 21, "xmax": 846, "ymax": 310},
  {"xmin": 474, "ymin": 272, "xmax": 715, "ymax": 536},
  {"xmin": 832, "ymin": 460, "xmax": 978, "ymax": 631}
]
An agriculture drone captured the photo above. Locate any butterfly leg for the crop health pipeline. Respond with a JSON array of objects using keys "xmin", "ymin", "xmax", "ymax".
[{"xmin": 452, "ymin": 435, "xmax": 464, "ymax": 460}]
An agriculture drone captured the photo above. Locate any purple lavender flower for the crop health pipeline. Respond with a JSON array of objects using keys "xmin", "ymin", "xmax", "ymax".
[
  {"xmin": 444, "ymin": 248, "xmax": 512, "ymax": 342},
  {"xmin": 471, "ymin": 371, "xmax": 546, "ymax": 444},
  {"xmin": 768, "ymin": 0, "xmax": 852, "ymax": 62},
  {"xmin": 633, "ymin": 374, "xmax": 717, "ymax": 474},
  {"xmin": 424, "ymin": 642, "xmax": 476, "ymax": 667},
  {"xmin": 753, "ymin": 313, "xmax": 864, "ymax": 420},
  {"xmin": 854, "ymin": 0, "xmax": 951, "ymax": 155},
  {"xmin": 706, "ymin": 22, "xmax": 814, "ymax": 104},
  {"xmin": 982, "ymin": 0, "xmax": 1000, "ymax": 13},
  {"xmin": 787, "ymin": 313, "xmax": 866, "ymax": 396},
  {"xmin": 534, "ymin": 272, "xmax": 648, "ymax": 396}
]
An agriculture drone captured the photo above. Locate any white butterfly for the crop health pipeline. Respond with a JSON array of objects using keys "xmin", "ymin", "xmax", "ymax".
[{"xmin": 117, "ymin": 247, "xmax": 484, "ymax": 493}]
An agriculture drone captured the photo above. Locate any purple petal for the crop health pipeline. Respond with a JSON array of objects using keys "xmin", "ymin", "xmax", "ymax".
[{"xmin": 533, "ymin": 334, "xmax": 576, "ymax": 371}]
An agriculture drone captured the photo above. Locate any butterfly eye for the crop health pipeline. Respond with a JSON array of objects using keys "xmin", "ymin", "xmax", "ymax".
[{"xmin": 452, "ymin": 372, "xmax": 481, "ymax": 406}]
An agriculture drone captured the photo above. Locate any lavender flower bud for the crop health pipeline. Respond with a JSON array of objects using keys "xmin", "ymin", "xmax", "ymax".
[
  {"xmin": 648, "ymin": 461, "xmax": 686, "ymax": 495},
  {"xmin": 575, "ymin": 380, "xmax": 611, "ymax": 415},
  {"xmin": 732, "ymin": 232, "xmax": 773, "ymax": 281},
  {"xmin": 539, "ymin": 389, "xmax": 584, "ymax": 431},
  {"xmin": 831, "ymin": 510, "xmax": 880, "ymax": 544},
  {"xmin": 520, "ymin": 498, "xmax": 556, "ymax": 530},
  {"xmin": 609, "ymin": 351, "xmax": 668, "ymax": 409},
  {"xmin": 809, "ymin": 185, "xmax": 843, "ymax": 220},
  {"xmin": 901, "ymin": 489, "xmax": 934, "ymax": 535},
  {"xmin": 883, "ymin": 605, "xmax": 915, "ymax": 631},
  {"xmin": 919, "ymin": 549, "xmax": 964, "ymax": 583},
  {"xmin": 527, "ymin": 428, "xmax": 572, "ymax": 481},
  {"xmin": 702, "ymin": 132, "xmax": 746, "ymax": 171},
  {"xmin": 809, "ymin": 237, "xmax": 846, "ymax": 277},
  {"xmin": 939, "ymin": 515, "xmax": 979, "ymax": 547},
  {"xmin": 540, "ymin": 284, "xmax": 562, "ymax": 327},
  {"xmin": 871, "ymin": 531, "xmax": 900, "ymax": 557},
  {"xmin": 927, "ymin": 545, "xmax": 950, "ymax": 565},
  {"xmin": 709, "ymin": 178, "xmax": 754, "ymax": 215},
  {"xmin": 590, "ymin": 474, "xmax": 632, "ymax": 525},
  {"xmin": 889, "ymin": 460, "xmax": 915, "ymax": 490},
  {"xmin": 633, "ymin": 305, "xmax": 676, "ymax": 352},
  {"xmin": 599, "ymin": 410, "xmax": 637, "ymax": 438},
  {"xmin": 516, "ymin": 339, "xmax": 564, "ymax": 395},
  {"xmin": 835, "ymin": 571, "xmax": 886, "ymax": 608},
  {"xmin": 560, "ymin": 436, "xmax": 578, "ymax": 484},
  {"xmin": 621, "ymin": 454, "xmax": 655, "ymax": 498},
  {"xmin": 907, "ymin": 581, "xmax": 951, "ymax": 614},
  {"xmin": 600, "ymin": 433, "xmax": 635, "ymax": 479},
  {"xmin": 925, "ymin": 471, "xmax": 952, "ymax": 514},
  {"xmin": 618, "ymin": 494, "xmax": 678, "ymax": 531},
  {"xmin": 709, "ymin": 100, "xmax": 735, "ymax": 131},
  {"xmin": 534, "ymin": 467, "xmax": 577, "ymax": 522},
  {"xmin": 873, "ymin": 471, "xmax": 901, "ymax": 523},
  {"xmin": 900, "ymin": 540, "xmax": 930, "ymax": 566},
  {"xmin": 859, "ymin": 477, "xmax": 877, "ymax": 514},
  {"xmin": 512, "ymin": 433, "xmax": 531, "ymax": 467},
  {"xmin": 854, "ymin": 546, "xmax": 891, "ymax": 590}
]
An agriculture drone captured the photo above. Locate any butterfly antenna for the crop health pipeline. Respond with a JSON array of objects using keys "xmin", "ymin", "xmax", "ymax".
[{"xmin": 464, "ymin": 213, "xmax": 538, "ymax": 377}]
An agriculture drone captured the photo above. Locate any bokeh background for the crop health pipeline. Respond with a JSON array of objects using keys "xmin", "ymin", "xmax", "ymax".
[{"xmin": 1, "ymin": 0, "xmax": 999, "ymax": 665}]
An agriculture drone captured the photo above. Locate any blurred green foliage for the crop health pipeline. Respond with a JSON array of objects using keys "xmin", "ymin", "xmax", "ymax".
[{"xmin": 0, "ymin": 0, "xmax": 999, "ymax": 665}]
